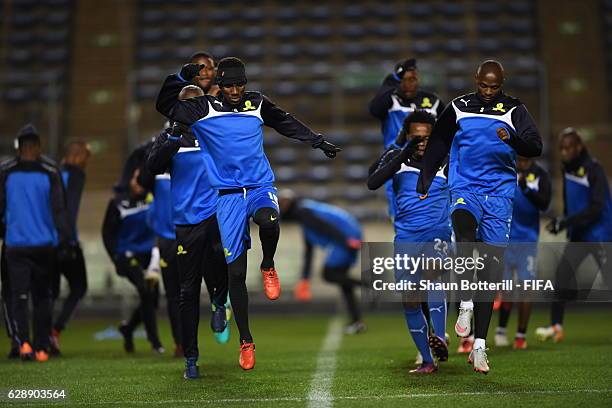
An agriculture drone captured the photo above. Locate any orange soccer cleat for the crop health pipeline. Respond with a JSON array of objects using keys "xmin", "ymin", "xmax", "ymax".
[
  {"xmin": 457, "ymin": 336, "xmax": 474, "ymax": 354},
  {"xmin": 513, "ymin": 337, "xmax": 528, "ymax": 350},
  {"xmin": 35, "ymin": 350, "xmax": 49, "ymax": 362},
  {"xmin": 239, "ymin": 341, "xmax": 255, "ymax": 370},
  {"xmin": 293, "ymin": 279, "xmax": 312, "ymax": 302},
  {"xmin": 261, "ymin": 267, "xmax": 281, "ymax": 300},
  {"xmin": 20, "ymin": 342, "xmax": 34, "ymax": 361}
]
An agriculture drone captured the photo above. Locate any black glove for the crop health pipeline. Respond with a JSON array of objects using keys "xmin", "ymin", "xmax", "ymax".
[
  {"xmin": 546, "ymin": 217, "xmax": 567, "ymax": 235},
  {"xmin": 394, "ymin": 58, "xmax": 416, "ymax": 79},
  {"xmin": 313, "ymin": 139, "xmax": 341, "ymax": 159},
  {"xmin": 398, "ymin": 136, "xmax": 423, "ymax": 161},
  {"xmin": 179, "ymin": 63, "xmax": 205, "ymax": 81}
]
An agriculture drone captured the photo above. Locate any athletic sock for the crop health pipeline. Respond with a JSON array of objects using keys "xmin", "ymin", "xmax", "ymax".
[
  {"xmin": 460, "ymin": 300, "xmax": 474, "ymax": 310},
  {"xmin": 498, "ymin": 301, "xmax": 512, "ymax": 328},
  {"xmin": 474, "ymin": 338, "xmax": 486, "ymax": 350},
  {"xmin": 515, "ymin": 331, "xmax": 526, "ymax": 339},
  {"xmin": 403, "ymin": 308, "xmax": 434, "ymax": 364},
  {"xmin": 496, "ymin": 326, "xmax": 506, "ymax": 335},
  {"xmin": 427, "ymin": 286, "xmax": 447, "ymax": 339}
]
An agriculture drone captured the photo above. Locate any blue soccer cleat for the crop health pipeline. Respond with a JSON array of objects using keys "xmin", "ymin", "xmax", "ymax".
[
  {"xmin": 183, "ymin": 357, "xmax": 200, "ymax": 380},
  {"xmin": 211, "ymin": 303, "xmax": 227, "ymax": 333},
  {"xmin": 214, "ymin": 323, "xmax": 230, "ymax": 344}
]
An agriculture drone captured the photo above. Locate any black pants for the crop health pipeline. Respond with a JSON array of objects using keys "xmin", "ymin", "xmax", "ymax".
[
  {"xmin": 176, "ymin": 215, "xmax": 229, "ymax": 359},
  {"xmin": 158, "ymin": 237, "xmax": 181, "ymax": 347},
  {"xmin": 52, "ymin": 245, "xmax": 87, "ymax": 332},
  {"xmin": 115, "ymin": 252, "xmax": 161, "ymax": 347},
  {"xmin": 551, "ymin": 242, "xmax": 612, "ymax": 325},
  {"xmin": 322, "ymin": 266, "xmax": 362, "ymax": 323},
  {"xmin": 6, "ymin": 246, "xmax": 55, "ymax": 351}
]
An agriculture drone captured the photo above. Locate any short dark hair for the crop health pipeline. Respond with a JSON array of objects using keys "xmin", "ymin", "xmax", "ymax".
[
  {"xmin": 189, "ymin": 51, "xmax": 215, "ymax": 64},
  {"xmin": 403, "ymin": 110, "xmax": 436, "ymax": 129},
  {"xmin": 217, "ymin": 57, "xmax": 244, "ymax": 69}
]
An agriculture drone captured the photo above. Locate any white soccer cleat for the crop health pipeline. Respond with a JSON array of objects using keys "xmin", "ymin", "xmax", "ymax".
[
  {"xmin": 468, "ymin": 348, "xmax": 490, "ymax": 374},
  {"xmin": 494, "ymin": 333, "xmax": 510, "ymax": 347},
  {"xmin": 455, "ymin": 307, "xmax": 473, "ymax": 337},
  {"xmin": 414, "ymin": 352, "xmax": 423, "ymax": 365},
  {"xmin": 535, "ymin": 326, "xmax": 555, "ymax": 342}
]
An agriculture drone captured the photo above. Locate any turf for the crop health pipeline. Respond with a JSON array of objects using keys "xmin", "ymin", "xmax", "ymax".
[{"xmin": 0, "ymin": 309, "xmax": 611, "ymax": 407}]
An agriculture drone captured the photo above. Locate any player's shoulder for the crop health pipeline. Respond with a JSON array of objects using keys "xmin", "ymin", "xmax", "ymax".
[
  {"xmin": 499, "ymin": 93, "xmax": 523, "ymax": 110},
  {"xmin": 450, "ymin": 92, "xmax": 477, "ymax": 109}
]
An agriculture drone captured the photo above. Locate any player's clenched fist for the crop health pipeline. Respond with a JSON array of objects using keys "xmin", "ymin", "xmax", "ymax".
[
  {"xmin": 496, "ymin": 127, "xmax": 510, "ymax": 141},
  {"xmin": 180, "ymin": 63, "xmax": 206, "ymax": 81}
]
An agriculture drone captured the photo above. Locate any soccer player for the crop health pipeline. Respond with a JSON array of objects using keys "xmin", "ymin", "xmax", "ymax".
[
  {"xmin": 278, "ymin": 192, "xmax": 365, "ymax": 334},
  {"xmin": 495, "ymin": 156, "xmax": 551, "ymax": 349},
  {"xmin": 369, "ymin": 58, "xmax": 445, "ymax": 217},
  {"xmin": 417, "ymin": 60, "xmax": 542, "ymax": 374},
  {"xmin": 156, "ymin": 57, "xmax": 340, "ymax": 370},
  {"xmin": 537, "ymin": 128, "xmax": 612, "ymax": 342},
  {"xmin": 368, "ymin": 110, "xmax": 451, "ymax": 373},
  {"xmin": 0, "ymin": 124, "xmax": 73, "ymax": 362},
  {"xmin": 188, "ymin": 51, "xmax": 219, "ymax": 96},
  {"xmin": 49, "ymin": 140, "xmax": 91, "ymax": 355},
  {"xmin": 148, "ymin": 85, "xmax": 231, "ymax": 379},
  {"xmin": 102, "ymin": 168, "xmax": 164, "ymax": 353}
]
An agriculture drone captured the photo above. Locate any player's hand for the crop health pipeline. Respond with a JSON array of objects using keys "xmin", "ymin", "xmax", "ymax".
[
  {"xmin": 180, "ymin": 63, "xmax": 205, "ymax": 81},
  {"xmin": 394, "ymin": 58, "xmax": 416, "ymax": 79},
  {"xmin": 313, "ymin": 139, "xmax": 341, "ymax": 158},
  {"xmin": 346, "ymin": 238, "xmax": 362, "ymax": 250},
  {"xmin": 497, "ymin": 127, "xmax": 510, "ymax": 141},
  {"xmin": 546, "ymin": 217, "xmax": 567, "ymax": 235}
]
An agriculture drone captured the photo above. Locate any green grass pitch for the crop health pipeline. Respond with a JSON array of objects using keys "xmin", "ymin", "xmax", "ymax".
[{"xmin": 0, "ymin": 308, "xmax": 611, "ymax": 407}]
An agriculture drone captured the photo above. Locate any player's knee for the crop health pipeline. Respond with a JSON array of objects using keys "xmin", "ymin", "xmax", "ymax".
[{"xmin": 253, "ymin": 207, "xmax": 279, "ymax": 230}]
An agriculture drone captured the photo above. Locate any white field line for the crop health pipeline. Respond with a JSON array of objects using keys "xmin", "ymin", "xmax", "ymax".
[
  {"xmin": 13, "ymin": 388, "xmax": 612, "ymax": 406},
  {"xmin": 306, "ymin": 317, "xmax": 344, "ymax": 408}
]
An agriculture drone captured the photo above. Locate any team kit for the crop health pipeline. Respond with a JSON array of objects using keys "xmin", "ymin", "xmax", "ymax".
[{"xmin": 2, "ymin": 53, "xmax": 611, "ymax": 380}]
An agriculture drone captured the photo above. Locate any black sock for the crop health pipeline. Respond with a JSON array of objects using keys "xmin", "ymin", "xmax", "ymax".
[
  {"xmin": 228, "ymin": 252, "xmax": 252, "ymax": 343},
  {"xmin": 473, "ymin": 244, "xmax": 504, "ymax": 340},
  {"xmin": 253, "ymin": 208, "xmax": 280, "ymax": 269},
  {"xmin": 551, "ymin": 301, "xmax": 565, "ymax": 326},
  {"xmin": 498, "ymin": 301, "xmax": 512, "ymax": 328}
]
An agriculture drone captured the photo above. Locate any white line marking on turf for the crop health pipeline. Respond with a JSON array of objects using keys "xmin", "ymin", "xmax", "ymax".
[
  {"xmin": 306, "ymin": 317, "xmax": 344, "ymax": 408},
  {"xmin": 15, "ymin": 389, "xmax": 612, "ymax": 406}
]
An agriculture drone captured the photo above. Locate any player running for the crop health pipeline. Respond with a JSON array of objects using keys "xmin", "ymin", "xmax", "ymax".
[
  {"xmin": 49, "ymin": 140, "xmax": 92, "ymax": 355},
  {"xmin": 417, "ymin": 60, "xmax": 542, "ymax": 374},
  {"xmin": 369, "ymin": 58, "xmax": 444, "ymax": 217},
  {"xmin": 495, "ymin": 156, "xmax": 551, "ymax": 349},
  {"xmin": 278, "ymin": 192, "xmax": 365, "ymax": 334},
  {"xmin": 148, "ymin": 84, "xmax": 231, "ymax": 379},
  {"xmin": 368, "ymin": 110, "xmax": 450, "ymax": 373},
  {"xmin": 102, "ymin": 168, "xmax": 164, "ymax": 354},
  {"xmin": 156, "ymin": 57, "xmax": 340, "ymax": 370},
  {"xmin": 537, "ymin": 128, "xmax": 612, "ymax": 342},
  {"xmin": 0, "ymin": 125, "xmax": 73, "ymax": 362}
]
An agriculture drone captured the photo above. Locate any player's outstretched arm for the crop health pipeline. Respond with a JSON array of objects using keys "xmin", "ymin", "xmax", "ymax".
[
  {"xmin": 301, "ymin": 238, "xmax": 314, "ymax": 281},
  {"xmin": 294, "ymin": 207, "xmax": 350, "ymax": 247},
  {"xmin": 156, "ymin": 64, "xmax": 208, "ymax": 125},
  {"xmin": 146, "ymin": 128, "xmax": 181, "ymax": 176},
  {"xmin": 505, "ymin": 104, "xmax": 542, "ymax": 157},
  {"xmin": 416, "ymin": 104, "xmax": 458, "ymax": 194},
  {"xmin": 261, "ymin": 96, "xmax": 340, "ymax": 158},
  {"xmin": 367, "ymin": 142, "xmax": 417, "ymax": 190}
]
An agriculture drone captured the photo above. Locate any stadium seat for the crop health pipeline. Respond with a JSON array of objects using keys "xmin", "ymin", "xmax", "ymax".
[
  {"xmin": 46, "ymin": 11, "xmax": 70, "ymax": 25},
  {"xmin": 11, "ymin": 13, "xmax": 40, "ymax": 27},
  {"xmin": 136, "ymin": 84, "xmax": 160, "ymax": 100},
  {"xmin": 306, "ymin": 80, "xmax": 330, "ymax": 96},
  {"xmin": 276, "ymin": 44, "xmax": 300, "ymax": 58},
  {"xmin": 445, "ymin": 39, "xmax": 469, "ymax": 54},
  {"xmin": 274, "ymin": 7, "xmax": 300, "ymax": 21},
  {"xmin": 310, "ymin": 25, "xmax": 333, "ymax": 39},
  {"xmin": 139, "ymin": 28, "xmax": 164, "ymax": 44},
  {"xmin": 8, "ymin": 49, "xmax": 33, "ymax": 64},
  {"xmin": 509, "ymin": 37, "xmax": 537, "ymax": 52},
  {"xmin": 343, "ymin": 43, "xmax": 369, "ymax": 57},
  {"xmin": 477, "ymin": 38, "xmax": 502, "ymax": 54},
  {"xmin": 270, "ymin": 147, "xmax": 299, "ymax": 165},
  {"xmin": 42, "ymin": 48, "xmax": 68, "ymax": 63},
  {"xmin": 4, "ymin": 87, "xmax": 31, "ymax": 103},
  {"xmin": 141, "ymin": 9, "xmax": 164, "ymax": 24},
  {"xmin": 447, "ymin": 77, "xmax": 469, "ymax": 93},
  {"xmin": 474, "ymin": 3, "xmax": 503, "ymax": 15},
  {"xmin": 477, "ymin": 21, "xmax": 503, "ymax": 35},
  {"xmin": 172, "ymin": 27, "xmax": 196, "ymax": 43},
  {"xmin": 413, "ymin": 40, "xmax": 435, "ymax": 56},
  {"xmin": 307, "ymin": 166, "xmax": 333, "ymax": 183},
  {"xmin": 309, "ymin": 187, "xmax": 332, "ymax": 201},
  {"xmin": 172, "ymin": 46, "xmax": 195, "ymax": 61},
  {"xmin": 307, "ymin": 44, "xmax": 332, "ymax": 58},
  {"xmin": 275, "ymin": 26, "xmax": 300, "ymax": 40},
  {"xmin": 207, "ymin": 10, "xmax": 232, "ymax": 23},
  {"xmin": 342, "ymin": 24, "xmax": 367, "ymax": 38},
  {"xmin": 274, "ymin": 63, "xmax": 299, "ymax": 77},
  {"xmin": 273, "ymin": 81, "xmax": 301, "ymax": 97},
  {"xmin": 344, "ymin": 165, "xmax": 369, "ymax": 181},
  {"xmin": 43, "ymin": 29, "xmax": 69, "ymax": 45},
  {"xmin": 410, "ymin": 23, "xmax": 435, "ymax": 37},
  {"xmin": 408, "ymin": 4, "xmax": 434, "ymax": 18},
  {"xmin": 507, "ymin": 18, "xmax": 534, "ymax": 34},
  {"xmin": 172, "ymin": 10, "xmax": 198, "ymax": 24},
  {"xmin": 372, "ymin": 4, "xmax": 397, "ymax": 19},
  {"xmin": 441, "ymin": 21, "xmax": 467, "ymax": 36},
  {"xmin": 241, "ymin": 26, "xmax": 266, "ymax": 40},
  {"xmin": 138, "ymin": 46, "xmax": 164, "ymax": 62},
  {"xmin": 371, "ymin": 24, "xmax": 399, "ymax": 38},
  {"xmin": 208, "ymin": 27, "xmax": 232, "ymax": 41},
  {"xmin": 344, "ymin": 146, "xmax": 370, "ymax": 163},
  {"xmin": 275, "ymin": 166, "xmax": 300, "ymax": 183},
  {"xmin": 307, "ymin": 6, "xmax": 331, "ymax": 20},
  {"xmin": 242, "ymin": 44, "xmax": 265, "ymax": 61},
  {"xmin": 8, "ymin": 31, "xmax": 35, "ymax": 46},
  {"xmin": 514, "ymin": 75, "xmax": 539, "ymax": 90},
  {"xmin": 343, "ymin": 186, "xmax": 370, "ymax": 202},
  {"xmin": 360, "ymin": 129, "xmax": 382, "ymax": 145},
  {"xmin": 343, "ymin": 5, "xmax": 367, "ymax": 20},
  {"xmin": 506, "ymin": 1, "xmax": 533, "ymax": 14},
  {"xmin": 210, "ymin": 45, "xmax": 234, "ymax": 59},
  {"xmin": 437, "ymin": 2, "xmax": 466, "ymax": 16},
  {"xmin": 307, "ymin": 148, "xmax": 331, "ymax": 163},
  {"xmin": 326, "ymin": 131, "xmax": 350, "ymax": 145},
  {"xmin": 377, "ymin": 42, "xmax": 401, "ymax": 57},
  {"xmin": 243, "ymin": 8, "xmax": 265, "ymax": 22}
]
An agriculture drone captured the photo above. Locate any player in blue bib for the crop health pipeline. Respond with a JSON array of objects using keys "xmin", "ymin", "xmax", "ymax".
[
  {"xmin": 494, "ymin": 157, "xmax": 551, "ymax": 350},
  {"xmin": 417, "ymin": 60, "xmax": 542, "ymax": 374},
  {"xmin": 369, "ymin": 110, "xmax": 451, "ymax": 374},
  {"xmin": 156, "ymin": 57, "xmax": 340, "ymax": 370}
]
